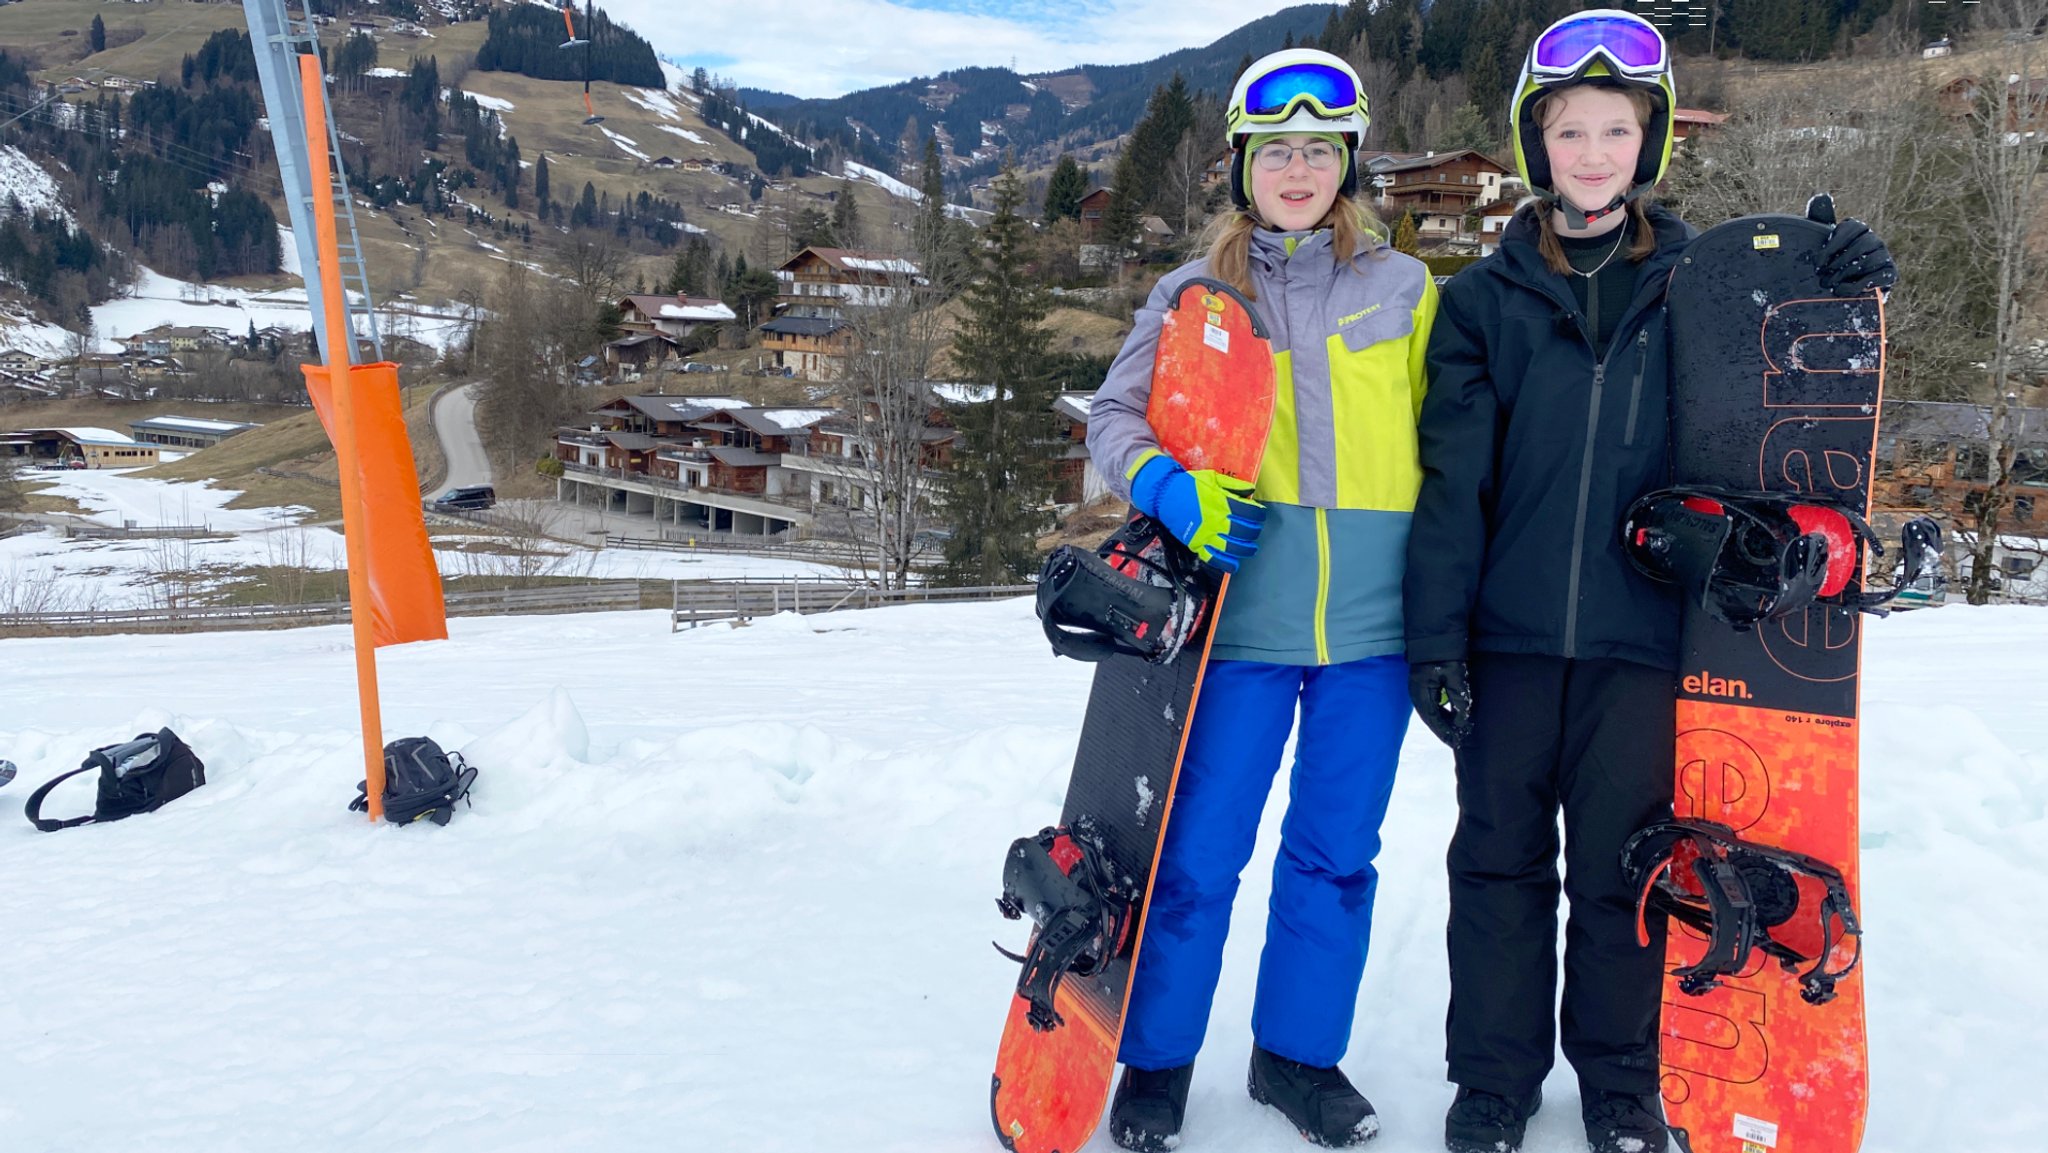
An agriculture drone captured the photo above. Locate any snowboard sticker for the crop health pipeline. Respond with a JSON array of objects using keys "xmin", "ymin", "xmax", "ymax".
[
  {"xmin": 1659, "ymin": 215, "xmax": 1877, "ymax": 1153},
  {"xmin": 991, "ymin": 278, "xmax": 1276, "ymax": 1153}
]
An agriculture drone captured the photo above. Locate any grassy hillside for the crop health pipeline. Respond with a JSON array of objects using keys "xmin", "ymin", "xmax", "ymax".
[{"xmin": 0, "ymin": 0, "xmax": 248, "ymax": 85}]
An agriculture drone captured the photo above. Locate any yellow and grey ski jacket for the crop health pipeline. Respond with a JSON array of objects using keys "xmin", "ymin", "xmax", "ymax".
[{"xmin": 1088, "ymin": 228, "xmax": 1437, "ymax": 666}]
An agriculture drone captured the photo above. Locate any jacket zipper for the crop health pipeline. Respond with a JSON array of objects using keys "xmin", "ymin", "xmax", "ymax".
[
  {"xmin": 1503, "ymin": 249, "xmax": 1674, "ymax": 663},
  {"xmin": 1313, "ymin": 507, "xmax": 1332, "ymax": 665},
  {"xmin": 1564, "ymin": 355, "xmax": 1605, "ymax": 660},
  {"xmin": 1622, "ymin": 328, "xmax": 1651, "ymax": 447}
]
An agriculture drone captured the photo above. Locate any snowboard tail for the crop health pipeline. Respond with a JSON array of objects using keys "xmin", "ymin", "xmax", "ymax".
[
  {"xmin": 1659, "ymin": 215, "xmax": 1876, "ymax": 1153},
  {"xmin": 991, "ymin": 279, "xmax": 1276, "ymax": 1153}
]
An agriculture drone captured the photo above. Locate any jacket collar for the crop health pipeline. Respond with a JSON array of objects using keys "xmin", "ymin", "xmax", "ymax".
[
  {"xmin": 1490, "ymin": 202, "xmax": 1693, "ymax": 327},
  {"xmin": 1247, "ymin": 225, "xmax": 1387, "ymax": 274}
]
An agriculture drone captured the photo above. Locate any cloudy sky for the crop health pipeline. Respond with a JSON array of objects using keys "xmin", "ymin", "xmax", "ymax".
[{"xmin": 594, "ymin": 0, "xmax": 1314, "ymax": 99}]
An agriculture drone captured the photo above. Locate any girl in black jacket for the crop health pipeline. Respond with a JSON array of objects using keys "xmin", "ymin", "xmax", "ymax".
[{"xmin": 1402, "ymin": 12, "xmax": 1895, "ymax": 1153}]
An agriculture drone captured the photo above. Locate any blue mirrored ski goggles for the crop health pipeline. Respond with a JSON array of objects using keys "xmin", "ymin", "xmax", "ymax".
[
  {"xmin": 1531, "ymin": 13, "xmax": 1668, "ymax": 80},
  {"xmin": 1240, "ymin": 62, "xmax": 1360, "ymax": 122}
]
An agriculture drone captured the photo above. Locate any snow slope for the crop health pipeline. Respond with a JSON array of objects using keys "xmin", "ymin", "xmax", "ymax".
[{"xmin": 0, "ymin": 599, "xmax": 2040, "ymax": 1151}]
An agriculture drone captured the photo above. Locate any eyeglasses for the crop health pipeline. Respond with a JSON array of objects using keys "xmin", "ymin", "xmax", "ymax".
[
  {"xmin": 1241, "ymin": 61, "xmax": 1360, "ymax": 121},
  {"xmin": 1251, "ymin": 141, "xmax": 1342, "ymax": 171},
  {"xmin": 1530, "ymin": 12, "xmax": 1668, "ymax": 80}
]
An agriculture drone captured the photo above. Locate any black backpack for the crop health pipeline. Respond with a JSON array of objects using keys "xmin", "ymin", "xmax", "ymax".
[
  {"xmin": 352, "ymin": 737, "xmax": 477, "ymax": 826},
  {"xmin": 25, "ymin": 728, "xmax": 207, "ymax": 832}
]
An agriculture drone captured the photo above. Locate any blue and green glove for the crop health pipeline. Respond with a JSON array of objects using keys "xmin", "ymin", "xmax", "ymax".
[{"xmin": 1127, "ymin": 449, "xmax": 1265, "ymax": 574}]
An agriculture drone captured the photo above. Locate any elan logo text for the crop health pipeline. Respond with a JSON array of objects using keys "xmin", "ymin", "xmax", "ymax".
[{"xmin": 1683, "ymin": 671, "xmax": 1753, "ymax": 700}]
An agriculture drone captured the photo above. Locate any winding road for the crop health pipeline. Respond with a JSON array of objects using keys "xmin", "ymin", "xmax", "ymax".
[{"xmin": 427, "ymin": 381, "xmax": 492, "ymax": 500}]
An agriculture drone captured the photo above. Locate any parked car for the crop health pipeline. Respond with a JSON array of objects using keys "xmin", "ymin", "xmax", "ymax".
[
  {"xmin": 680, "ymin": 361, "xmax": 723, "ymax": 374},
  {"xmin": 433, "ymin": 485, "xmax": 496, "ymax": 511}
]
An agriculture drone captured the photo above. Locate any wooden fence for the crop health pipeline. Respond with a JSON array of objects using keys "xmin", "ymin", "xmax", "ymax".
[
  {"xmin": 0, "ymin": 582, "xmax": 649, "ymax": 637},
  {"xmin": 670, "ymin": 578, "xmax": 1032, "ymax": 630}
]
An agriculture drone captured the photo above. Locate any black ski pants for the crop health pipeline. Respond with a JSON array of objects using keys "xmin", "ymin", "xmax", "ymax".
[{"xmin": 1445, "ymin": 652, "xmax": 1674, "ymax": 1098}]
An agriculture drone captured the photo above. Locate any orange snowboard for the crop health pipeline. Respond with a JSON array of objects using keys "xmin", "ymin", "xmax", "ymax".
[
  {"xmin": 991, "ymin": 278, "xmax": 1275, "ymax": 1153},
  {"xmin": 1660, "ymin": 215, "xmax": 1879, "ymax": 1153}
]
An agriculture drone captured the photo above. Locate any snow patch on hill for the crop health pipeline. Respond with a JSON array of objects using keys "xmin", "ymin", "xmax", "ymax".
[
  {"xmin": 0, "ymin": 146, "xmax": 74, "ymax": 227},
  {"xmin": 843, "ymin": 161, "xmax": 988, "ymax": 221},
  {"xmin": 599, "ymin": 127, "xmax": 650, "ymax": 161}
]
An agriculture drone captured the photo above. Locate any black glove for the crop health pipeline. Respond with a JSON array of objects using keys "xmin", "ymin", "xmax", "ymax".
[
  {"xmin": 1407, "ymin": 660, "xmax": 1473, "ymax": 750},
  {"xmin": 1807, "ymin": 193, "xmax": 1898, "ymax": 296}
]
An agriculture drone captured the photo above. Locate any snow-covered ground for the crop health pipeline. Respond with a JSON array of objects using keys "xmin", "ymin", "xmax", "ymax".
[
  {"xmin": 1, "ymin": 468, "xmax": 858, "ymax": 611},
  {"xmin": 622, "ymin": 87, "xmax": 683, "ymax": 123},
  {"xmin": 0, "ymin": 576, "xmax": 2041, "ymax": 1150},
  {"xmin": 0, "ymin": 265, "xmax": 474, "ymax": 360},
  {"xmin": 0, "ymin": 145, "xmax": 75, "ymax": 226},
  {"xmin": 844, "ymin": 161, "xmax": 988, "ymax": 221},
  {"xmin": 600, "ymin": 126, "xmax": 651, "ymax": 162},
  {"xmin": 462, "ymin": 90, "xmax": 516, "ymax": 113}
]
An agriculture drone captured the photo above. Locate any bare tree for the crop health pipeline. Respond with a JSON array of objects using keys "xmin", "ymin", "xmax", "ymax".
[
  {"xmin": 1665, "ymin": 61, "xmax": 1987, "ymax": 401},
  {"xmin": 556, "ymin": 233, "xmax": 632, "ymax": 305},
  {"xmin": 474, "ymin": 262, "xmax": 588, "ymax": 477},
  {"xmin": 825, "ymin": 263, "xmax": 960, "ymax": 589},
  {"xmin": 1157, "ymin": 98, "xmax": 1226, "ymax": 239},
  {"xmin": 0, "ymin": 455, "xmax": 27, "ymax": 514},
  {"xmin": 1952, "ymin": 1, "xmax": 2048, "ymax": 603}
]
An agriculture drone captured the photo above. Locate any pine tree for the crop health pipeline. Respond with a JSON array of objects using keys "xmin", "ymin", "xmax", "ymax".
[
  {"xmin": 1393, "ymin": 211, "xmax": 1420, "ymax": 256},
  {"xmin": 941, "ymin": 161, "xmax": 1058, "ymax": 587},
  {"xmin": 89, "ymin": 15, "xmax": 105, "ymax": 54},
  {"xmin": 534, "ymin": 153, "xmax": 550, "ymax": 211},
  {"xmin": 831, "ymin": 178, "xmax": 861, "ymax": 249},
  {"xmin": 1102, "ymin": 76, "xmax": 1194, "ymax": 248},
  {"xmin": 1042, "ymin": 153, "xmax": 1088, "ymax": 224}
]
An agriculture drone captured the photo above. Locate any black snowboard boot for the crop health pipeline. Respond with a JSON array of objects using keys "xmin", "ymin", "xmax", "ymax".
[
  {"xmin": 1108, "ymin": 1062, "xmax": 1195, "ymax": 1152},
  {"xmin": 1581, "ymin": 1088, "xmax": 1673, "ymax": 1153},
  {"xmin": 1444, "ymin": 1085, "xmax": 1543, "ymax": 1153},
  {"xmin": 1247, "ymin": 1046, "xmax": 1379, "ymax": 1146}
]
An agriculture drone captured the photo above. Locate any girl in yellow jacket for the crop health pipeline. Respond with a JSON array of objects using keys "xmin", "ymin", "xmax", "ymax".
[{"xmin": 1084, "ymin": 48, "xmax": 1435, "ymax": 1151}]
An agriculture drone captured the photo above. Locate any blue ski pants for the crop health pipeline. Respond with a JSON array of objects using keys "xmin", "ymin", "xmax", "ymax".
[{"xmin": 1118, "ymin": 654, "xmax": 1409, "ymax": 1071}]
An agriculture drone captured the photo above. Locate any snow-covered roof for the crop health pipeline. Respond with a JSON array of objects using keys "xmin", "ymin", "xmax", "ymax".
[
  {"xmin": 623, "ymin": 294, "xmax": 734, "ymax": 325},
  {"xmin": 780, "ymin": 247, "xmax": 923, "ymax": 278},
  {"xmin": 840, "ymin": 256, "xmax": 920, "ymax": 275},
  {"xmin": 130, "ymin": 416, "xmax": 261, "ymax": 435},
  {"xmin": 728, "ymin": 408, "xmax": 833, "ymax": 437},
  {"xmin": 930, "ymin": 382, "xmax": 995, "ymax": 405},
  {"xmin": 54, "ymin": 427, "xmax": 145, "ymax": 447},
  {"xmin": 1053, "ymin": 392, "xmax": 1094, "ymax": 422},
  {"xmin": 658, "ymin": 301, "xmax": 736, "ymax": 322}
]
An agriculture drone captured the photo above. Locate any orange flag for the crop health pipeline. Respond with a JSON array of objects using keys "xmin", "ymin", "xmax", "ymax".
[{"xmin": 301, "ymin": 361, "xmax": 447, "ymax": 647}]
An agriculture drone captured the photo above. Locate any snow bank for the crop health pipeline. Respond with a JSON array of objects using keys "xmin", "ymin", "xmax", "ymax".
[{"xmin": 0, "ymin": 566, "xmax": 2039, "ymax": 1149}]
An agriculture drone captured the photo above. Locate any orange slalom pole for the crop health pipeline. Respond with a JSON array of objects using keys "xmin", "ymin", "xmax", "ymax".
[{"xmin": 299, "ymin": 53, "xmax": 387, "ymax": 822}]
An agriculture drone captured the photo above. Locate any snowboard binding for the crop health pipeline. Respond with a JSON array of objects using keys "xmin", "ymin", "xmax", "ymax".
[
  {"xmin": 1037, "ymin": 514, "xmax": 1214, "ymax": 666},
  {"xmin": 994, "ymin": 819, "xmax": 1138, "ymax": 1031},
  {"xmin": 1622, "ymin": 485, "xmax": 1943, "ymax": 629},
  {"xmin": 1622, "ymin": 819, "xmax": 1862, "ymax": 1006}
]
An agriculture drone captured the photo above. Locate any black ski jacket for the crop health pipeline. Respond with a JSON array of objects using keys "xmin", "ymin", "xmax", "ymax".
[{"xmin": 1405, "ymin": 204, "xmax": 1695, "ymax": 672}]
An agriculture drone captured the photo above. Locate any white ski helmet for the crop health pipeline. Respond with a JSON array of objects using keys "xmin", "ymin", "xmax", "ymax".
[{"xmin": 1225, "ymin": 48, "xmax": 1369, "ymax": 209}]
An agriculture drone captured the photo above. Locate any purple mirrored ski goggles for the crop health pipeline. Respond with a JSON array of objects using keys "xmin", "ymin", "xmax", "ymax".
[{"xmin": 1531, "ymin": 13, "xmax": 1668, "ymax": 80}]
